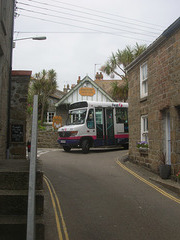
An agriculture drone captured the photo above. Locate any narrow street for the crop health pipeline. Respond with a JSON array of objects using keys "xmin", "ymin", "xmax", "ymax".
[{"xmin": 41, "ymin": 148, "xmax": 180, "ymax": 240}]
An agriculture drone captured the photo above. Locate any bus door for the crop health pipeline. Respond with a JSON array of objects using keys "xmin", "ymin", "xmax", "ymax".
[
  {"xmin": 95, "ymin": 108, "xmax": 115, "ymax": 146},
  {"xmin": 95, "ymin": 108, "xmax": 104, "ymax": 146},
  {"xmin": 105, "ymin": 108, "xmax": 115, "ymax": 145}
]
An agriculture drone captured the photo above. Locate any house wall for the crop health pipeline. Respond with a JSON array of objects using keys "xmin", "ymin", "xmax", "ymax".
[
  {"xmin": 0, "ymin": 1, "xmax": 14, "ymax": 159},
  {"xmin": 128, "ymin": 27, "xmax": 180, "ymax": 174},
  {"xmin": 9, "ymin": 71, "xmax": 31, "ymax": 159},
  {"xmin": 62, "ymin": 81, "xmax": 111, "ymax": 103}
]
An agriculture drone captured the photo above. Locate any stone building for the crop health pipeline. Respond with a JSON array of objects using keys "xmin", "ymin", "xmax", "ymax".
[
  {"xmin": 126, "ymin": 18, "xmax": 180, "ymax": 175},
  {"xmin": 45, "ymin": 89, "xmax": 65, "ymax": 124},
  {"xmin": 10, "ymin": 70, "xmax": 31, "ymax": 159},
  {"xmin": 0, "ymin": 0, "xmax": 15, "ymax": 159}
]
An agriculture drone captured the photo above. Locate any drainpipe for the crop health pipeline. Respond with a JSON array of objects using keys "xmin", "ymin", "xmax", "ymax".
[{"xmin": 6, "ymin": 0, "xmax": 16, "ymax": 159}]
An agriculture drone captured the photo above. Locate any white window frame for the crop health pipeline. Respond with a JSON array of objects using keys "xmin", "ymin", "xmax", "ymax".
[
  {"xmin": 47, "ymin": 112, "xmax": 55, "ymax": 123},
  {"xmin": 140, "ymin": 62, "xmax": 148, "ymax": 98},
  {"xmin": 141, "ymin": 115, "xmax": 148, "ymax": 142}
]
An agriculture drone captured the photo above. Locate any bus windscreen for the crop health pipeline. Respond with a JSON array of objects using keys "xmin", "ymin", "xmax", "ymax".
[{"xmin": 69, "ymin": 101, "xmax": 88, "ymax": 110}]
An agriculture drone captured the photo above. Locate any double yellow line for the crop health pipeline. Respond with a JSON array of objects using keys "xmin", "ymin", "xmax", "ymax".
[
  {"xmin": 43, "ymin": 175, "xmax": 70, "ymax": 240},
  {"xmin": 116, "ymin": 160, "xmax": 180, "ymax": 204}
]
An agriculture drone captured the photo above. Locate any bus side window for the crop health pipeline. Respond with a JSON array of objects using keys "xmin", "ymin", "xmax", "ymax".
[
  {"xmin": 116, "ymin": 108, "xmax": 128, "ymax": 124},
  {"xmin": 87, "ymin": 109, "xmax": 95, "ymax": 129}
]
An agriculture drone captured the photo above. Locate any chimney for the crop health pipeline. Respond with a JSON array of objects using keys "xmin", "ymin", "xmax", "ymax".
[
  {"xmin": 63, "ymin": 85, "xmax": 67, "ymax": 93},
  {"xmin": 100, "ymin": 72, "xmax": 103, "ymax": 79},
  {"xmin": 95, "ymin": 72, "xmax": 103, "ymax": 80},
  {"xmin": 77, "ymin": 76, "xmax": 81, "ymax": 84}
]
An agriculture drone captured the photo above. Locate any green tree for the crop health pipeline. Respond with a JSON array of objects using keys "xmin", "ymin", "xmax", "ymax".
[
  {"xmin": 100, "ymin": 43, "xmax": 147, "ymax": 101},
  {"xmin": 28, "ymin": 69, "xmax": 57, "ymax": 125}
]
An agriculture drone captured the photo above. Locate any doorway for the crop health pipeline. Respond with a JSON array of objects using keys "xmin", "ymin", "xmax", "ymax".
[
  {"xmin": 163, "ymin": 110, "xmax": 171, "ymax": 165},
  {"xmin": 95, "ymin": 108, "xmax": 115, "ymax": 146}
]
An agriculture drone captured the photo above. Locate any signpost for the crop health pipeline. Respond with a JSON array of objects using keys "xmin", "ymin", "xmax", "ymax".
[
  {"xmin": 52, "ymin": 116, "xmax": 62, "ymax": 129},
  {"xmin": 79, "ymin": 87, "xmax": 95, "ymax": 96},
  {"xmin": 11, "ymin": 124, "xmax": 24, "ymax": 142}
]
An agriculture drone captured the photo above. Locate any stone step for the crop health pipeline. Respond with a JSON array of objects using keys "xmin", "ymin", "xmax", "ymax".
[
  {"xmin": 0, "ymin": 215, "xmax": 44, "ymax": 240},
  {"xmin": 0, "ymin": 159, "xmax": 43, "ymax": 190},
  {"xmin": 0, "ymin": 170, "xmax": 43, "ymax": 190},
  {"xmin": 0, "ymin": 190, "xmax": 44, "ymax": 215}
]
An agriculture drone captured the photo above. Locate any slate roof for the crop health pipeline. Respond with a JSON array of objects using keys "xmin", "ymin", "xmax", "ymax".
[
  {"xmin": 94, "ymin": 79, "xmax": 126, "ymax": 97},
  {"xmin": 55, "ymin": 75, "xmax": 114, "ymax": 106}
]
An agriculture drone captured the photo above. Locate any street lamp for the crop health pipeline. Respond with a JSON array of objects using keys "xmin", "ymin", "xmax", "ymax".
[
  {"xmin": 13, "ymin": 36, "xmax": 47, "ymax": 48},
  {"xmin": 14, "ymin": 36, "xmax": 47, "ymax": 41}
]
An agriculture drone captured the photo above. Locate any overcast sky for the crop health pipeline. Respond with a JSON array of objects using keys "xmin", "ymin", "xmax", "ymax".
[{"xmin": 13, "ymin": 0, "xmax": 180, "ymax": 90}]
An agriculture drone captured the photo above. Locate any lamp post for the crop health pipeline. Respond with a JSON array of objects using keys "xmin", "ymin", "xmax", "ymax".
[{"xmin": 13, "ymin": 36, "xmax": 47, "ymax": 48}]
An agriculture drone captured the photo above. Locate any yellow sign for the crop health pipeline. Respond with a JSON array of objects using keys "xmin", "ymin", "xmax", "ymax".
[
  {"xmin": 52, "ymin": 116, "xmax": 62, "ymax": 129},
  {"xmin": 79, "ymin": 87, "xmax": 95, "ymax": 96}
]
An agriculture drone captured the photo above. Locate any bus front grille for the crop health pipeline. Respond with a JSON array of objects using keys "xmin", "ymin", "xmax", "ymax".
[{"xmin": 59, "ymin": 131, "xmax": 71, "ymax": 137}]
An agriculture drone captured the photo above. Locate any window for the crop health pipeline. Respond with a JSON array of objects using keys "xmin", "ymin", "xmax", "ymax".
[
  {"xmin": 66, "ymin": 109, "xmax": 87, "ymax": 125},
  {"xmin": 116, "ymin": 108, "xmax": 128, "ymax": 124},
  {"xmin": 140, "ymin": 63, "xmax": 148, "ymax": 98},
  {"xmin": 47, "ymin": 112, "xmax": 55, "ymax": 123},
  {"xmin": 116, "ymin": 108, "xmax": 128, "ymax": 133},
  {"xmin": 95, "ymin": 109, "xmax": 103, "ymax": 124},
  {"xmin": 141, "ymin": 115, "xmax": 148, "ymax": 142},
  {"xmin": 87, "ymin": 109, "xmax": 95, "ymax": 129},
  {"xmin": 95, "ymin": 109, "xmax": 103, "ymax": 139}
]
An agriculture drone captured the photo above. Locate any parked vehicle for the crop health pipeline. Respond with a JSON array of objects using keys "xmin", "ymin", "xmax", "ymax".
[{"xmin": 58, "ymin": 101, "xmax": 128, "ymax": 153}]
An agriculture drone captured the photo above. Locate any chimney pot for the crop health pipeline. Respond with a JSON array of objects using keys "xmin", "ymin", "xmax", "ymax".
[{"xmin": 77, "ymin": 76, "xmax": 81, "ymax": 84}]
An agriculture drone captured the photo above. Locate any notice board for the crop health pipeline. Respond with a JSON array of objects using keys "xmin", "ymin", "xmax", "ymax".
[{"xmin": 11, "ymin": 124, "xmax": 24, "ymax": 143}]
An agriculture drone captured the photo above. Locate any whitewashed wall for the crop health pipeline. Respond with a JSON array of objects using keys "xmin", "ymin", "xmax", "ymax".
[{"xmin": 63, "ymin": 81, "xmax": 111, "ymax": 104}]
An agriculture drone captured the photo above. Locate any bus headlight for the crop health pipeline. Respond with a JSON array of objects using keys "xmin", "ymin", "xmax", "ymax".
[{"xmin": 70, "ymin": 131, "xmax": 78, "ymax": 136}]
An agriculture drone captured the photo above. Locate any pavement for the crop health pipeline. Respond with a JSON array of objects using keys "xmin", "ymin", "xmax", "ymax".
[{"xmin": 120, "ymin": 154, "xmax": 180, "ymax": 196}]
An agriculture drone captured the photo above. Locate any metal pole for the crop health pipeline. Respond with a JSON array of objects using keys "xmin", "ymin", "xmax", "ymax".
[{"xmin": 26, "ymin": 95, "xmax": 38, "ymax": 240}]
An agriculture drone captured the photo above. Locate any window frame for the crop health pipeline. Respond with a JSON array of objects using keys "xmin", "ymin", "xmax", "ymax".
[
  {"xmin": 141, "ymin": 115, "xmax": 148, "ymax": 142},
  {"xmin": 47, "ymin": 111, "xmax": 55, "ymax": 123},
  {"xmin": 86, "ymin": 108, "xmax": 95, "ymax": 129},
  {"xmin": 140, "ymin": 62, "xmax": 148, "ymax": 98}
]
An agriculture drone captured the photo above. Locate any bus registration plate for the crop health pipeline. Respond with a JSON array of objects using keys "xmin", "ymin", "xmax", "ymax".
[{"xmin": 61, "ymin": 140, "xmax": 66, "ymax": 143}]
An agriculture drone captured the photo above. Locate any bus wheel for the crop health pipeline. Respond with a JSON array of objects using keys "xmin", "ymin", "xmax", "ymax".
[
  {"xmin": 82, "ymin": 139, "xmax": 90, "ymax": 154},
  {"xmin": 63, "ymin": 146, "xmax": 71, "ymax": 152}
]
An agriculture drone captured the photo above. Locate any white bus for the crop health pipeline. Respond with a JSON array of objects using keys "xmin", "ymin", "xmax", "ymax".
[{"xmin": 57, "ymin": 101, "xmax": 128, "ymax": 153}]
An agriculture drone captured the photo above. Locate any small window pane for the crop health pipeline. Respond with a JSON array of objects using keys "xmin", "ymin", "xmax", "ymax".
[
  {"xmin": 141, "ymin": 115, "xmax": 148, "ymax": 142},
  {"xmin": 140, "ymin": 63, "xmax": 148, "ymax": 98},
  {"xmin": 87, "ymin": 109, "xmax": 95, "ymax": 129}
]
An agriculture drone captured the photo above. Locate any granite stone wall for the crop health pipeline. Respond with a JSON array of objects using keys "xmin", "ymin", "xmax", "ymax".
[
  {"xmin": 9, "ymin": 71, "xmax": 31, "ymax": 159},
  {"xmin": 128, "ymin": 26, "xmax": 180, "ymax": 175},
  {"xmin": 0, "ymin": 2, "xmax": 14, "ymax": 159},
  {"xmin": 37, "ymin": 131, "xmax": 60, "ymax": 148}
]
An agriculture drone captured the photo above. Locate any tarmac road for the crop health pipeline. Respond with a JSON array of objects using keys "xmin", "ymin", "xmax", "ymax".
[{"xmin": 41, "ymin": 148, "xmax": 180, "ymax": 240}]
